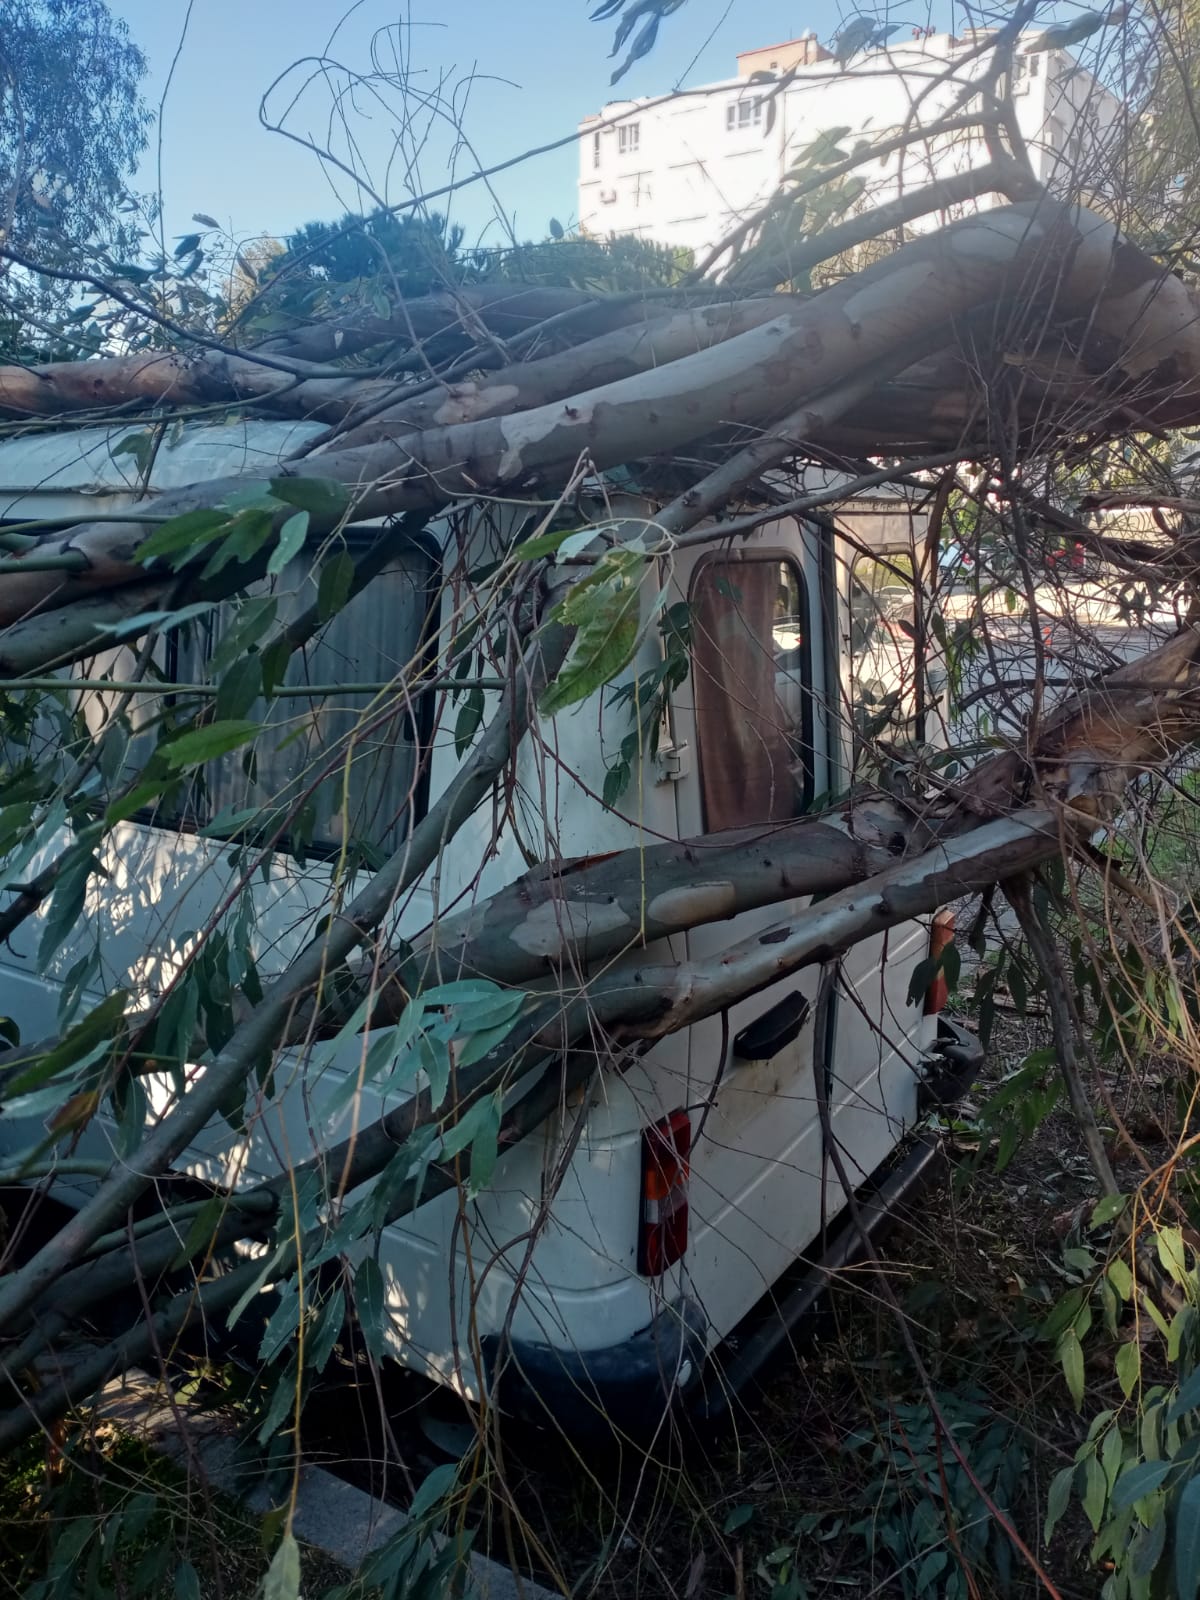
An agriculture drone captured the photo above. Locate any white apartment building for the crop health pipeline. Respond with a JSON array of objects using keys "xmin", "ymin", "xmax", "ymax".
[{"xmin": 578, "ymin": 29, "xmax": 1122, "ymax": 260}]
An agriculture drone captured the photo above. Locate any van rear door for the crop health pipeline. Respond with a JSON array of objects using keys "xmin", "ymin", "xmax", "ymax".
[{"xmin": 666, "ymin": 516, "xmax": 840, "ymax": 1341}]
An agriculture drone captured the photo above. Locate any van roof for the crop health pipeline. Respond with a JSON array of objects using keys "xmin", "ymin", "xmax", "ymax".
[{"xmin": 0, "ymin": 418, "xmax": 325, "ymax": 522}]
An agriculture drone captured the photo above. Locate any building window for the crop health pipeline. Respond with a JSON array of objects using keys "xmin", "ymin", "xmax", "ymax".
[
  {"xmin": 592, "ymin": 131, "xmax": 601, "ymax": 169},
  {"xmin": 726, "ymin": 97, "xmax": 764, "ymax": 132},
  {"xmin": 689, "ymin": 555, "xmax": 813, "ymax": 831},
  {"xmin": 1014, "ymin": 51, "xmax": 1040, "ymax": 90},
  {"xmin": 617, "ymin": 123, "xmax": 640, "ymax": 155}
]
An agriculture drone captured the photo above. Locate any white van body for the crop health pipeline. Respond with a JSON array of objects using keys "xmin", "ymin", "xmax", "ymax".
[{"xmin": 0, "ymin": 421, "xmax": 964, "ymax": 1425}]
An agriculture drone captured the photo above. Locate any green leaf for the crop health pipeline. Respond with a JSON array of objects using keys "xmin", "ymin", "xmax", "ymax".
[
  {"xmin": 724, "ymin": 1503, "xmax": 755, "ymax": 1534},
  {"xmin": 259, "ymin": 1282, "xmax": 302, "ymax": 1364},
  {"xmin": 1042, "ymin": 1287, "xmax": 1088, "ymax": 1342},
  {"xmin": 408, "ymin": 1461, "xmax": 457, "ymax": 1524},
  {"xmin": 1116, "ymin": 1340, "xmax": 1140, "ymax": 1399},
  {"xmin": 436, "ymin": 1095, "xmax": 502, "ymax": 1197},
  {"xmin": 1144, "ymin": 1291, "xmax": 1172, "ymax": 1339},
  {"xmin": 1131, "ymin": 1513, "xmax": 1167, "ymax": 1582},
  {"xmin": 906, "ymin": 955, "xmax": 940, "ymax": 1007},
  {"xmin": 3, "ymin": 989, "xmax": 127, "ymax": 1101},
  {"xmin": 111, "ymin": 428, "xmax": 156, "ymax": 478},
  {"xmin": 263, "ymin": 1532, "xmax": 301, "ymax": 1600},
  {"xmin": 96, "ymin": 600, "xmax": 218, "ymax": 640},
  {"xmin": 513, "ymin": 524, "xmax": 581, "ymax": 561},
  {"xmin": 174, "ymin": 1560, "xmax": 201, "ymax": 1600},
  {"xmin": 355, "ymin": 1257, "xmax": 386, "ymax": 1362},
  {"xmin": 111, "ymin": 261, "xmax": 154, "ymax": 283},
  {"xmin": 1099, "ymin": 1274, "xmax": 1120, "ymax": 1337},
  {"xmin": 1101, "ymin": 1422, "xmax": 1125, "ymax": 1492},
  {"xmin": 38, "ymin": 832, "xmax": 102, "ymax": 973},
  {"xmin": 305, "ymin": 1287, "xmax": 345, "ymax": 1373},
  {"xmin": 255, "ymin": 1361, "xmax": 298, "ymax": 1447},
  {"xmin": 163, "ymin": 720, "xmax": 260, "ymax": 769},
  {"xmin": 222, "ymin": 485, "xmax": 281, "ymax": 514},
  {"xmin": 455, "ymin": 1017, "xmax": 524, "ymax": 1071},
  {"xmin": 1168, "ymin": 1304, "xmax": 1195, "ymax": 1362},
  {"xmin": 1108, "ymin": 1256, "xmax": 1134, "ymax": 1301},
  {"xmin": 1059, "ymin": 1329, "xmax": 1085, "ymax": 1410},
  {"xmin": 201, "ymin": 508, "xmax": 274, "ymax": 579},
  {"xmin": 1091, "ymin": 1193, "xmax": 1129, "ymax": 1228},
  {"xmin": 442, "ymin": 988, "xmax": 527, "ymax": 1039},
  {"xmin": 136, "ymin": 509, "xmax": 230, "ymax": 566},
  {"xmin": 172, "ymin": 1196, "xmax": 226, "ymax": 1268},
  {"xmin": 1007, "ymin": 960, "xmax": 1029, "ymax": 1015},
  {"xmin": 454, "ymin": 686, "xmax": 485, "ymax": 757},
  {"xmin": 1167, "ymin": 1369, "xmax": 1200, "ymax": 1425},
  {"xmin": 1027, "ymin": 9, "xmax": 1115, "ymax": 51},
  {"xmin": 1082, "ymin": 1448, "xmax": 1107, "ymax": 1531},
  {"xmin": 317, "ymin": 550, "xmax": 355, "ymax": 621},
  {"xmin": 215, "ymin": 655, "xmax": 263, "ymax": 723},
  {"xmin": 914, "ymin": 1551, "xmax": 947, "ymax": 1595},
  {"xmin": 1112, "ymin": 1459, "xmax": 1172, "ymax": 1509},
  {"xmin": 267, "ymin": 511, "xmax": 309, "ymax": 577},
  {"xmin": 210, "ymin": 596, "xmax": 277, "ymax": 678},
  {"xmin": 1176, "ymin": 1475, "xmax": 1200, "ymax": 1599},
  {"xmin": 540, "ymin": 555, "xmax": 644, "ymax": 717},
  {"xmin": 1044, "ymin": 1465, "xmax": 1075, "ymax": 1541},
  {"xmin": 270, "ymin": 476, "xmax": 350, "ymax": 521},
  {"xmin": 1063, "ymin": 1245, "xmax": 1096, "ymax": 1274},
  {"xmin": 602, "ymin": 760, "xmax": 631, "ymax": 808},
  {"xmin": 1156, "ymin": 1227, "xmax": 1189, "ymax": 1288},
  {"xmin": 466, "ymin": 1096, "xmax": 501, "ymax": 1195}
]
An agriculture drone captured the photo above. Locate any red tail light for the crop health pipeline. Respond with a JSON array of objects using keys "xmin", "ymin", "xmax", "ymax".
[
  {"xmin": 638, "ymin": 1110, "xmax": 691, "ymax": 1276},
  {"xmin": 925, "ymin": 909, "xmax": 956, "ymax": 1016}
]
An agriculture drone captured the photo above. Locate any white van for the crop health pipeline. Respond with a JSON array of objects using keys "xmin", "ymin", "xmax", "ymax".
[{"xmin": 0, "ymin": 421, "xmax": 979, "ymax": 1432}]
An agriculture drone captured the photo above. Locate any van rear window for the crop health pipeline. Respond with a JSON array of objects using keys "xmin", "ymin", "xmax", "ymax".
[
  {"xmin": 690, "ymin": 555, "xmax": 812, "ymax": 831},
  {"xmin": 848, "ymin": 549, "xmax": 920, "ymax": 741},
  {"xmin": 78, "ymin": 533, "xmax": 437, "ymax": 859}
]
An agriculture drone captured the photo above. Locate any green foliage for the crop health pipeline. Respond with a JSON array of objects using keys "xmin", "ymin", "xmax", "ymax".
[
  {"xmin": 277, "ymin": 207, "xmax": 463, "ymax": 293},
  {"xmin": 0, "ymin": 1, "xmax": 149, "ymax": 260},
  {"xmin": 792, "ymin": 1391, "xmax": 1028, "ymax": 1599},
  {"xmin": 602, "ymin": 598, "xmax": 691, "ymax": 805},
  {"xmin": 1038, "ymin": 1219, "xmax": 1200, "ymax": 1598},
  {"xmin": 540, "ymin": 544, "xmax": 652, "ymax": 717},
  {"xmin": 485, "ymin": 231, "xmax": 693, "ymax": 292},
  {"xmin": 589, "ymin": 0, "xmax": 689, "ymax": 84}
]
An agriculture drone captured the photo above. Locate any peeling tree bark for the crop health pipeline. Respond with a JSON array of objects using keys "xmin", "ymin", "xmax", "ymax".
[{"xmin": 4, "ymin": 203, "xmax": 1199, "ymax": 638}]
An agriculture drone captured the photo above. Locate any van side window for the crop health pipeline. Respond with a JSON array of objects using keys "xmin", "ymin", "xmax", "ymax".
[
  {"xmin": 690, "ymin": 556, "xmax": 813, "ymax": 831},
  {"xmin": 78, "ymin": 535, "xmax": 436, "ymax": 858},
  {"xmin": 848, "ymin": 549, "xmax": 919, "ymax": 740}
]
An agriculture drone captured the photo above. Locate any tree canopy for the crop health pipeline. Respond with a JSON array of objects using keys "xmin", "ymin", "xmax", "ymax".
[{"xmin": 0, "ymin": 0, "xmax": 149, "ymax": 257}]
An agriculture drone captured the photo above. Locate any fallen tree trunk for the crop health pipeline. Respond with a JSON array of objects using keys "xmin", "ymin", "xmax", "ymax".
[{"xmin": 3, "ymin": 203, "xmax": 1199, "ymax": 637}]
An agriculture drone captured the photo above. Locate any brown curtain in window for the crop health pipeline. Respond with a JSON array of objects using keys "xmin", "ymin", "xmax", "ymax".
[{"xmin": 692, "ymin": 560, "xmax": 793, "ymax": 832}]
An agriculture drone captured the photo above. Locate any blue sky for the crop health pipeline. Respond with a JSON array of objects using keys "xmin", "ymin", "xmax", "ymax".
[{"xmin": 103, "ymin": 0, "xmax": 941, "ymax": 252}]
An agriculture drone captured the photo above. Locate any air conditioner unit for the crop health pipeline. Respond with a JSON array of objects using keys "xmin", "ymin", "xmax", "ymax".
[{"xmin": 600, "ymin": 189, "xmax": 618, "ymax": 204}]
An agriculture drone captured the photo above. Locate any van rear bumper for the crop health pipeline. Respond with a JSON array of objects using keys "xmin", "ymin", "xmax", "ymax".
[{"xmin": 482, "ymin": 1296, "xmax": 708, "ymax": 1437}]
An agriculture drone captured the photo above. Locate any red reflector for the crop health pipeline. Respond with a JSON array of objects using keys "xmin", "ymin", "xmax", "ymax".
[
  {"xmin": 638, "ymin": 1110, "xmax": 691, "ymax": 1276},
  {"xmin": 925, "ymin": 909, "xmax": 956, "ymax": 1016}
]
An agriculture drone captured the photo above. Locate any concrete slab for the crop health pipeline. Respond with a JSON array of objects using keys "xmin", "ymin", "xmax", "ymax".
[{"xmin": 96, "ymin": 1370, "xmax": 559, "ymax": 1600}]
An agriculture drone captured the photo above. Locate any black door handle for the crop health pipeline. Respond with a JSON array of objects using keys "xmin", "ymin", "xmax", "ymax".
[{"xmin": 732, "ymin": 990, "xmax": 811, "ymax": 1062}]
